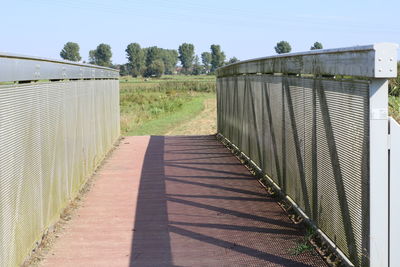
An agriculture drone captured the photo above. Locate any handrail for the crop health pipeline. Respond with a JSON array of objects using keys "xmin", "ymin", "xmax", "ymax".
[
  {"xmin": 0, "ymin": 52, "xmax": 119, "ymax": 82},
  {"xmin": 217, "ymin": 43, "xmax": 398, "ymax": 78},
  {"xmin": 216, "ymin": 43, "xmax": 399, "ymax": 267},
  {"xmin": 0, "ymin": 52, "xmax": 120, "ymax": 266}
]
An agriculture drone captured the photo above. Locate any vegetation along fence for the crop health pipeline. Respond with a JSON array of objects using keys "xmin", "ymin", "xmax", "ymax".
[
  {"xmin": 216, "ymin": 43, "xmax": 400, "ymax": 267},
  {"xmin": 0, "ymin": 53, "xmax": 120, "ymax": 266}
]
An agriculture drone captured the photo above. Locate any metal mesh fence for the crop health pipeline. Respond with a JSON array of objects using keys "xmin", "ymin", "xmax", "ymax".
[
  {"xmin": 217, "ymin": 75, "xmax": 369, "ymax": 266},
  {"xmin": 0, "ymin": 80, "xmax": 120, "ymax": 266}
]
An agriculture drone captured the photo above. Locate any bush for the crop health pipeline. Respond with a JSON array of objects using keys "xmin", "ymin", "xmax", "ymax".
[
  {"xmin": 389, "ymin": 96, "xmax": 400, "ymax": 123},
  {"xmin": 389, "ymin": 62, "xmax": 400, "ymax": 97},
  {"xmin": 120, "ymin": 80, "xmax": 215, "ymax": 93}
]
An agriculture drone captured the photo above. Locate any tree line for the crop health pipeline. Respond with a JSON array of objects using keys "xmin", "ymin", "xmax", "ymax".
[
  {"xmin": 59, "ymin": 41, "xmax": 324, "ymax": 76},
  {"xmin": 123, "ymin": 43, "xmax": 230, "ymax": 77}
]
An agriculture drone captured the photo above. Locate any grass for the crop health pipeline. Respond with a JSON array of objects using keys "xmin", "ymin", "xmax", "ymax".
[
  {"xmin": 389, "ymin": 96, "xmax": 400, "ymax": 123},
  {"xmin": 290, "ymin": 241, "xmax": 314, "ymax": 256},
  {"xmin": 134, "ymin": 93, "xmax": 213, "ymax": 135},
  {"xmin": 166, "ymin": 97, "xmax": 216, "ymax": 135},
  {"xmin": 289, "ymin": 228, "xmax": 315, "ymax": 256},
  {"xmin": 119, "ymin": 75, "xmax": 216, "ymax": 136}
]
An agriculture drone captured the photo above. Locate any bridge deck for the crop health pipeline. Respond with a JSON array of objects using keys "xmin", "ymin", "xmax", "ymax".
[{"xmin": 42, "ymin": 135, "xmax": 326, "ymax": 267}]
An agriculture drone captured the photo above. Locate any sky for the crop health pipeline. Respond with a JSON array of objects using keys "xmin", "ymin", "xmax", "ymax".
[{"xmin": 1, "ymin": 0, "xmax": 400, "ymax": 64}]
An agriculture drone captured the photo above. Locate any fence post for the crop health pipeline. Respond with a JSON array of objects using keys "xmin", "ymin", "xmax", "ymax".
[
  {"xmin": 390, "ymin": 117, "xmax": 400, "ymax": 267},
  {"xmin": 369, "ymin": 79, "xmax": 389, "ymax": 267}
]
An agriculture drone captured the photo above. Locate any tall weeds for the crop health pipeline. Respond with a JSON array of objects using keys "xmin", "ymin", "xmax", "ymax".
[
  {"xmin": 389, "ymin": 62, "xmax": 400, "ymax": 122},
  {"xmin": 119, "ymin": 77, "xmax": 215, "ymax": 135}
]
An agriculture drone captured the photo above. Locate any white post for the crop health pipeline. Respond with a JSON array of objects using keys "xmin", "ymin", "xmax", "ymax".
[
  {"xmin": 390, "ymin": 117, "xmax": 400, "ymax": 267},
  {"xmin": 369, "ymin": 79, "xmax": 389, "ymax": 267}
]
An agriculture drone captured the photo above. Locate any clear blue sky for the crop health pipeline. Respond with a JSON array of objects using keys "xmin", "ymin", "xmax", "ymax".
[{"xmin": 1, "ymin": 0, "xmax": 400, "ymax": 64}]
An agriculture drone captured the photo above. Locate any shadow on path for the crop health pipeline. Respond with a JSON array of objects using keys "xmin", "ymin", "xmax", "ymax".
[{"xmin": 130, "ymin": 135, "xmax": 326, "ymax": 266}]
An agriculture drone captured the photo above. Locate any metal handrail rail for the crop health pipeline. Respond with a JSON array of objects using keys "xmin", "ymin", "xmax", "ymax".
[
  {"xmin": 217, "ymin": 43, "xmax": 398, "ymax": 78},
  {"xmin": 0, "ymin": 52, "xmax": 119, "ymax": 82}
]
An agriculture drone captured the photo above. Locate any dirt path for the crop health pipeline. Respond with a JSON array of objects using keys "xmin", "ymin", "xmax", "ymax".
[{"xmin": 166, "ymin": 97, "xmax": 216, "ymax": 135}]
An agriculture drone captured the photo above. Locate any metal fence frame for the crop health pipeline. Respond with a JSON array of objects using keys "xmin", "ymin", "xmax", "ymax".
[
  {"xmin": 216, "ymin": 43, "xmax": 398, "ymax": 267},
  {"xmin": 0, "ymin": 53, "xmax": 120, "ymax": 266}
]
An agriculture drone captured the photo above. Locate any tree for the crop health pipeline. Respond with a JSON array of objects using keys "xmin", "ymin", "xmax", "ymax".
[
  {"xmin": 201, "ymin": 52, "xmax": 212, "ymax": 73},
  {"xmin": 88, "ymin": 50, "xmax": 96, "ymax": 64},
  {"xmin": 144, "ymin": 46, "xmax": 162, "ymax": 67},
  {"xmin": 143, "ymin": 59, "xmax": 165, "ymax": 78},
  {"xmin": 140, "ymin": 46, "xmax": 178, "ymax": 76},
  {"xmin": 118, "ymin": 63, "xmax": 131, "ymax": 76},
  {"xmin": 210, "ymin": 44, "xmax": 226, "ymax": 72},
  {"xmin": 90, "ymin": 44, "xmax": 112, "ymax": 67},
  {"xmin": 126, "ymin": 43, "xmax": 145, "ymax": 77},
  {"xmin": 60, "ymin": 42, "xmax": 81, "ymax": 62},
  {"xmin": 161, "ymin": 49, "xmax": 178, "ymax": 75},
  {"xmin": 227, "ymin": 57, "xmax": 239, "ymax": 64},
  {"xmin": 310, "ymin": 42, "xmax": 323, "ymax": 50},
  {"xmin": 178, "ymin": 43, "xmax": 195, "ymax": 74},
  {"xmin": 274, "ymin": 41, "xmax": 292, "ymax": 54},
  {"xmin": 192, "ymin": 55, "xmax": 202, "ymax": 75}
]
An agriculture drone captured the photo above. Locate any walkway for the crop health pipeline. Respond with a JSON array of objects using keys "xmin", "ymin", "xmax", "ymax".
[{"xmin": 42, "ymin": 135, "xmax": 326, "ymax": 267}]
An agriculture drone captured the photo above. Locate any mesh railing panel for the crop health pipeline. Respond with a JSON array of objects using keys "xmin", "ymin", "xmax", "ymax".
[
  {"xmin": 0, "ymin": 80, "xmax": 120, "ymax": 266},
  {"xmin": 217, "ymin": 75, "xmax": 369, "ymax": 266}
]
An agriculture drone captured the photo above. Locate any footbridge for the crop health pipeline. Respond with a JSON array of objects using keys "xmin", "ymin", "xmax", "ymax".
[{"xmin": 0, "ymin": 44, "xmax": 399, "ymax": 267}]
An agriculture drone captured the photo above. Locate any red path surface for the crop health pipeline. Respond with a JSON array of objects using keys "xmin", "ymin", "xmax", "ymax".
[{"xmin": 42, "ymin": 135, "xmax": 326, "ymax": 267}]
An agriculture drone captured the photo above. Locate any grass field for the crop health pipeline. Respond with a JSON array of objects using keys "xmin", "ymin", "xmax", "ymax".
[
  {"xmin": 119, "ymin": 75, "xmax": 217, "ymax": 136},
  {"xmin": 119, "ymin": 75, "xmax": 399, "ymax": 136}
]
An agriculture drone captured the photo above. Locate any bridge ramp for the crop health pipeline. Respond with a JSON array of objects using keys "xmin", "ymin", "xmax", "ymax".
[{"xmin": 42, "ymin": 135, "xmax": 326, "ymax": 267}]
